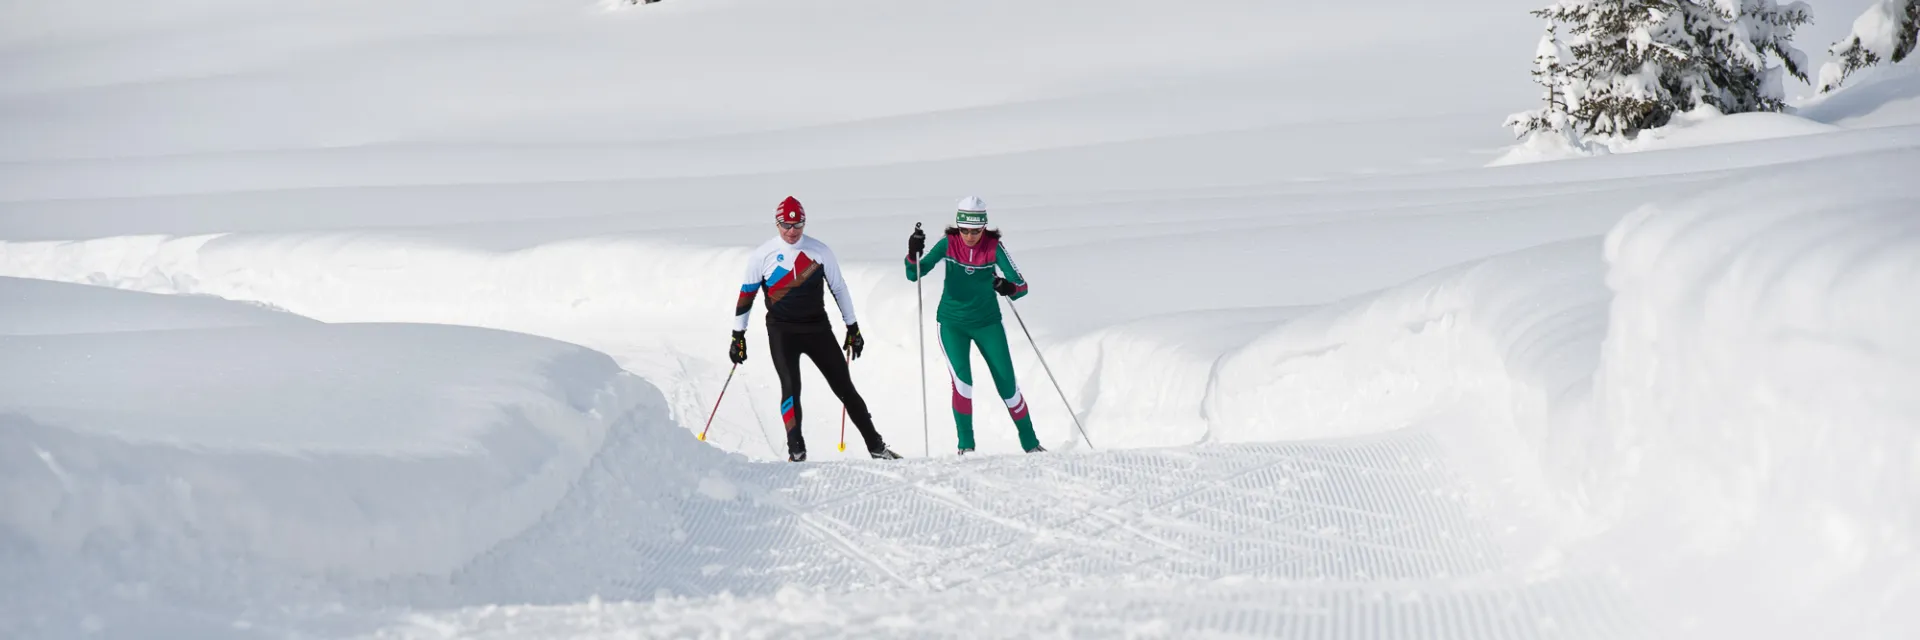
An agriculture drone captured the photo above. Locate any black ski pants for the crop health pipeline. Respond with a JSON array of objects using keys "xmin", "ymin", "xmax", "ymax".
[{"xmin": 768, "ymin": 325, "xmax": 883, "ymax": 455}]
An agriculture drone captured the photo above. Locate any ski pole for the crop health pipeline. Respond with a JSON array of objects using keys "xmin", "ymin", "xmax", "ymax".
[
  {"xmin": 698, "ymin": 363, "xmax": 738, "ymax": 442},
  {"xmin": 838, "ymin": 346, "xmax": 851, "ymax": 452},
  {"xmin": 914, "ymin": 222, "xmax": 929, "ymax": 458},
  {"xmin": 1006, "ymin": 299, "xmax": 1094, "ymax": 450}
]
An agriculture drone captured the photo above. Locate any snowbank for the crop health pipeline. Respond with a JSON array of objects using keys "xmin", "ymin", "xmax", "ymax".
[
  {"xmin": 1192, "ymin": 234, "xmax": 1610, "ymax": 556},
  {"xmin": 0, "ymin": 275, "xmax": 311, "ymax": 335},
  {"xmin": 1041, "ymin": 306, "xmax": 1307, "ymax": 449},
  {"xmin": 1801, "ymin": 61, "xmax": 1920, "ymax": 128},
  {"xmin": 1184, "ymin": 146, "xmax": 1920, "ymax": 638},
  {"xmin": 1486, "ymin": 128, "xmax": 1606, "ymax": 166},
  {"xmin": 0, "ymin": 322, "xmax": 639, "ymax": 576},
  {"xmin": 1204, "ymin": 238, "xmax": 1607, "ymax": 450},
  {"xmin": 1816, "ymin": 0, "xmax": 1919, "ymax": 94},
  {"xmin": 0, "ymin": 280, "xmax": 675, "ymax": 637},
  {"xmin": 1601, "ymin": 107, "xmax": 1842, "ymax": 153},
  {"xmin": 1577, "ymin": 147, "xmax": 1920, "ymax": 640},
  {"xmin": 1488, "ymin": 106, "xmax": 1846, "ymax": 166}
]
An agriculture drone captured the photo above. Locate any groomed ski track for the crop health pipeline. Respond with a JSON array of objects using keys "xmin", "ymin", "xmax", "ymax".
[
  {"xmin": 7, "ymin": 1, "xmax": 1919, "ymax": 635},
  {"xmin": 0, "ymin": 216, "xmax": 1655, "ymax": 638},
  {"xmin": 381, "ymin": 404, "xmax": 1639, "ymax": 639}
]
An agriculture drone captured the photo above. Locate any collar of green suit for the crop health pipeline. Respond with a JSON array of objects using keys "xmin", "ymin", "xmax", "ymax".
[{"xmin": 944, "ymin": 232, "xmax": 999, "ymax": 266}]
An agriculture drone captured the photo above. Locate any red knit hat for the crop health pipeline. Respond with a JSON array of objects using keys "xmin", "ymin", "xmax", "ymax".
[{"xmin": 775, "ymin": 196, "xmax": 806, "ymax": 224}]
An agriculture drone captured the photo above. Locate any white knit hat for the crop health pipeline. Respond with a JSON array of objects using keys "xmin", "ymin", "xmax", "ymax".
[{"xmin": 955, "ymin": 196, "xmax": 988, "ymax": 228}]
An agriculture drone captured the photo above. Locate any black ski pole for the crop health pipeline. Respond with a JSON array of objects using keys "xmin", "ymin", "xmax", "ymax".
[
  {"xmin": 914, "ymin": 223, "xmax": 929, "ymax": 457},
  {"xmin": 1006, "ymin": 299, "xmax": 1094, "ymax": 450}
]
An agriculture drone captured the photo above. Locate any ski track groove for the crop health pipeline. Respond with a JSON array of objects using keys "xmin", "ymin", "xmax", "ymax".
[
  {"xmin": 778, "ymin": 503, "xmax": 920, "ymax": 592},
  {"xmin": 912, "ymin": 462, "xmax": 1228, "ymax": 569},
  {"xmin": 380, "ymin": 424, "xmax": 1641, "ymax": 638}
]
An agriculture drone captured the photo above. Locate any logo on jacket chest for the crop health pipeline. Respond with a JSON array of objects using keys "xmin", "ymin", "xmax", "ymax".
[{"xmin": 764, "ymin": 251, "xmax": 820, "ymax": 304}]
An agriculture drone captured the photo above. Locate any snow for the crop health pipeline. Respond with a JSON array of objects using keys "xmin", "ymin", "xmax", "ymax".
[
  {"xmin": 1801, "ymin": 60, "xmax": 1920, "ymax": 126},
  {"xmin": 0, "ymin": 275, "xmax": 311, "ymax": 335},
  {"xmin": 1818, "ymin": 0, "xmax": 1917, "ymax": 89},
  {"xmin": 1604, "ymin": 105, "xmax": 1843, "ymax": 152},
  {"xmin": 1206, "ymin": 237, "xmax": 1606, "ymax": 449},
  {"xmin": 1488, "ymin": 128, "xmax": 1605, "ymax": 165},
  {"xmin": 0, "ymin": 279, "xmax": 672, "ymax": 638},
  {"xmin": 2, "ymin": 0, "xmax": 1919, "ymax": 638},
  {"xmin": 1491, "ymin": 92, "xmax": 1891, "ymax": 166},
  {"xmin": 355, "ymin": 420, "xmax": 1648, "ymax": 639},
  {"xmin": 1579, "ymin": 152, "xmax": 1920, "ymax": 639}
]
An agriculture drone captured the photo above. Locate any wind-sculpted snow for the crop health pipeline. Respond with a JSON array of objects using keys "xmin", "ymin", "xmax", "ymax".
[
  {"xmin": 0, "ymin": 275, "xmax": 312, "ymax": 334},
  {"xmin": 1194, "ymin": 148, "xmax": 1920, "ymax": 639},
  {"xmin": 1802, "ymin": 62, "xmax": 1920, "ymax": 128},
  {"xmin": 1040, "ymin": 307, "xmax": 1310, "ymax": 449},
  {"xmin": 1205, "ymin": 238, "xmax": 1606, "ymax": 445},
  {"xmin": 0, "ymin": 283, "xmax": 675, "ymax": 638},
  {"xmin": 1576, "ymin": 149, "xmax": 1920, "ymax": 640}
]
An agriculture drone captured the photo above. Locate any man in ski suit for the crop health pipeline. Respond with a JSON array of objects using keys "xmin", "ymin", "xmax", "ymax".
[
  {"xmin": 732, "ymin": 196, "xmax": 902, "ymax": 462},
  {"xmin": 905, "ymin": 196, "xmax": 1044, "ymax": 455}
]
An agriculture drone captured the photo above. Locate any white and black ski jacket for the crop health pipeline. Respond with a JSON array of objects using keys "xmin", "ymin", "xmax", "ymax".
[{"xmin": 732, "ymin": 234, "xmax": 858, "ymax": 333}]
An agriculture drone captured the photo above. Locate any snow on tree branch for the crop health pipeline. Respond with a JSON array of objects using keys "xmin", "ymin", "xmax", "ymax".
[
  {"xmin": 1514, "ymin": 0, "xmax": 1811, "ymax": 141},
  {"xmin": 1819, "ymin": 0, "xmax": 1918, "ymax": 93}
]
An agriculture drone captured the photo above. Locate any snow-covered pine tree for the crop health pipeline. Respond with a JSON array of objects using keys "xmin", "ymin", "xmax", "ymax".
[
  {"xmin": 1530, "ymin": 0, "xmax": 1810, "ymax": 138},
  {"xmin": 1683, "ymin": 0, "xmax": 1812, "ymax": 114},
  {"xmin": 1505, "ymin": 24, "xmax": 1582, "ymax": 140},
  {"xmin": 1535, "ymin": 0, "xmax": 1687, "ymax": 137},
  {"xmin": 1819, "ymin": 0, "xmax": 1919, "ymax": 92}
]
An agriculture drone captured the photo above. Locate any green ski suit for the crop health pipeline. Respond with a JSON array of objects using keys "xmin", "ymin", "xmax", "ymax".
[{"xmin": 905, "ymin": 232, "xmax": 1038, "ymax": 451}]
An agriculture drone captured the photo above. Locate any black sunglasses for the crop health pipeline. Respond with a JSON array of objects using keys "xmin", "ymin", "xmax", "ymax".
[{"xmin": 779, "ymin": 221, "xmax": 805, "ymax": 230}]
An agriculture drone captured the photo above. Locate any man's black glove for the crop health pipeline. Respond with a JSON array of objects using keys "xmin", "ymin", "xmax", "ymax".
[
  {"xmin": 992, "ymin": 277, "xmax": 1020, "ymax": 297},
  {"xmin": 843, "ymin": 323, "xmax": 864, "ymax": 360},
  {"xmin": 729, "ymin": 330, "xmax": 747, "ymax": 364},
  {"xmin": 907, "ymin": 225, "xmax": 926, "ymax": 259}
]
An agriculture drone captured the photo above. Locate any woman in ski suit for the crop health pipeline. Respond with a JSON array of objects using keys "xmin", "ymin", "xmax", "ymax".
[{"xmin": 905, "ymin": 196, "xmax": 1044, "ymax": 454}]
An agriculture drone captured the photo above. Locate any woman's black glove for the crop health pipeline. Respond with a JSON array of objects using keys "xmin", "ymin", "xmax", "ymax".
[
  {"xmin": 907, "ymin": 225, "xmax": 926, "ymax": 258},
  {"xmin": 729, "ymin": 330, "xmax": 747, "ymax": 364},
  {"xmin": 843, "ymin": 323, "xmax": 865, "ymax": 359},
  {"xmin": 993, "ymin": 277, "xmax": 1020, "ymax": 296}
]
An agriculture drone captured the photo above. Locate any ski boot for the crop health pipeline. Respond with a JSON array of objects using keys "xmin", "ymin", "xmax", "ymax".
[
  {"xmin": 789, "ymin": 451, "xmax": 807, "ymax": 462},
  {"xmin": 957, "ymin": 448, "xmax": 976, "ymax": 456},
  {"xmin": 870, "ymin": 447, "xmax": 902, "ymax": 460},
  {"xmin": 1024, "ymin": 445, "xmax": 1048, "ymax": 454}
]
